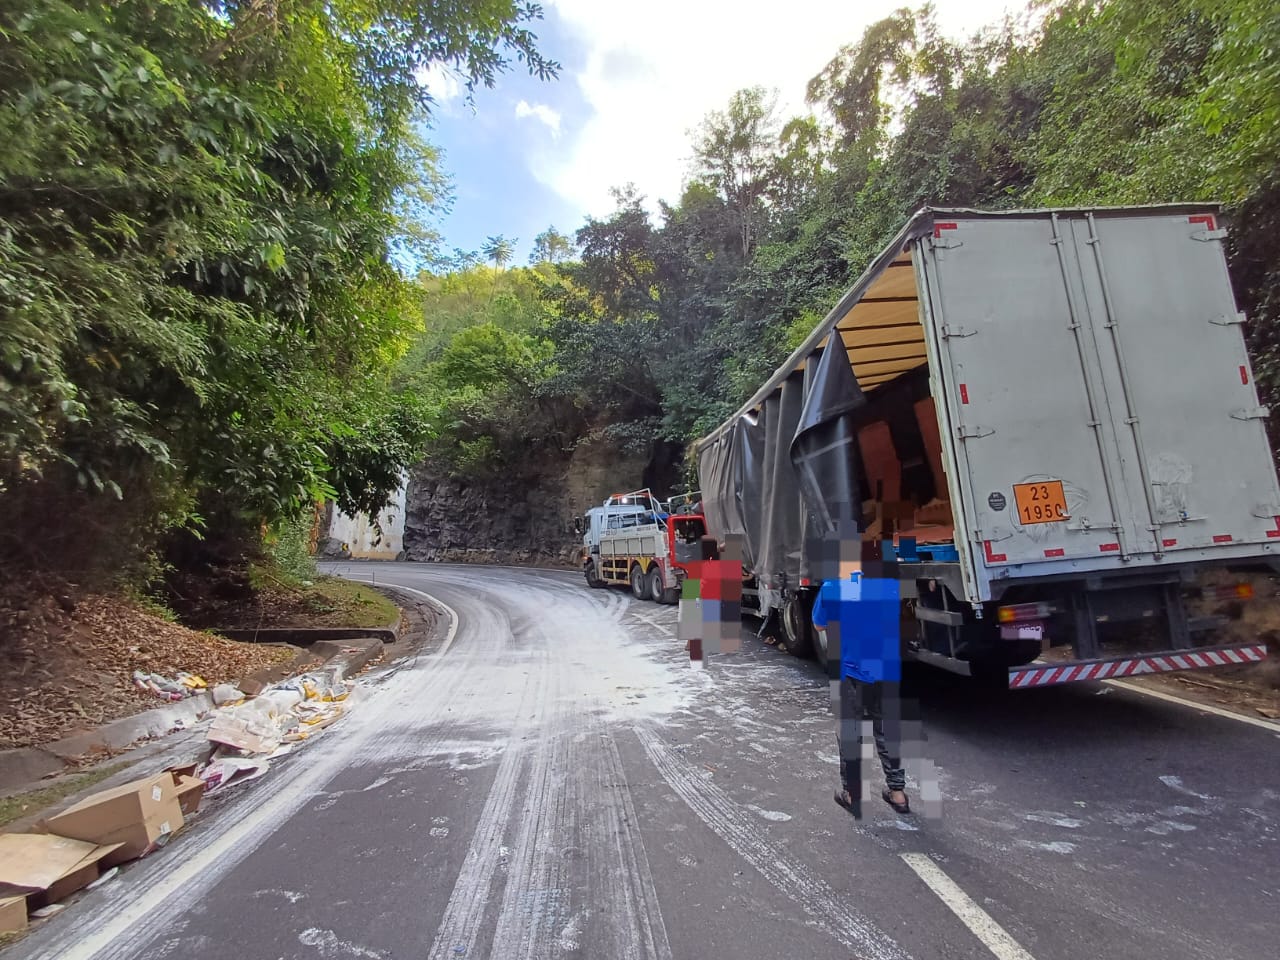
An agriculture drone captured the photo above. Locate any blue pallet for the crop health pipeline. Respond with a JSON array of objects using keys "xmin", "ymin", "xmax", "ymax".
[{"xmin": 915, "ymin": 543, "xmax": 959, "ymax": 563}]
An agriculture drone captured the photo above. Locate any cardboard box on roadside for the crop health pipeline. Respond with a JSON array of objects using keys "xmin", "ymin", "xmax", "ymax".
[
  {"xmin": 172, "ymin": 776, "xmax": 205, "ymax": 818},
  {"xmin": 161, "ymin": 763, "xmax": 205, "ymax": 818},
  {"xmin": 238, "ymin": 676, "xmax": 267, "ymax": 698},
  {"xmin": 0, "ymin": 834, "xmax": 122, "ymax": 923},
  {"xmin": 0, "ymin": 895, "xmax": 28, "ymax": 934},
  {"xmin": 41, "ymin": 773, "xmax": 184, "ymax": 867}
]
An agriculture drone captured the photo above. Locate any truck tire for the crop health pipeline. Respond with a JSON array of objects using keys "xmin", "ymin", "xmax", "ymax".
[
  {"xmin": 780, "ymin": 593, "xmax": 815, "ymax": 658},
  {"xmin": 584, "ymin": 562, "xmax": 605, "ymax": 589},
  {"xmin": 630, "ymin": 564, "xmax": 648, "ymax": 600},
  {"xmin": 811, "ymin": 618, "xmax": 829, "ymax": 662},
  {"xmin": 646, "ymin": 568, "xmax": 664, "ymax": 603}
]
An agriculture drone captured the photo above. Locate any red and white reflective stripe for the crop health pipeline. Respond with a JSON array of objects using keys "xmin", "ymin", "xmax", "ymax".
[
  {"xmin": 1189, "ymin": 213, "xmax": 1217, "ymax": 230},
  {"xmin": 1008, "ymin": 644, "xmax": 1267, "ymax": 688},
  {"xmin": 1267, "ymin": 517, "xmax": 1280, "ymax": 539},
  {"xmin": 934, "ymin": 221, "xmax": 958, "ymax": 238},
  {"xmin": 983, "ymin": 540, "xmax": 1007, "ymax": 564}
]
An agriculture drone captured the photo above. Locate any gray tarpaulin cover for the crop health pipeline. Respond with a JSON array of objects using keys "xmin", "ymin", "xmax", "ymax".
[{"xmin": 699, "ymin": 334, "xmax": 864, "ymax": 590}]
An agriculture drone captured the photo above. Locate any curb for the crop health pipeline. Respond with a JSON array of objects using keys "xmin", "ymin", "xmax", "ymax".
[
  {"xmin": 0, "ymin": 695, "xmax": 215, "ymax": 794},
  {"xmin": 320, "ymin": 559, "xmax": 579, "ymax": 575},
  {"xmin": 0, "ymin": 637, "xmax": 385, "ymax": 796},
  {"xmin": 214, "ymin": 626, "xmax": 397, "ymax": 645},
  {"xmin": 310, "ymin": 637, "xmax": 384, "ymax": 682}
]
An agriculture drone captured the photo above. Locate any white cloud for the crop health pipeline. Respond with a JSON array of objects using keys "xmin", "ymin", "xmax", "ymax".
[
  {"xmin": 536, "ymin": 0, "xmax": 1019, "ymax": 220},
  {"xmin": 515, "ymin": 99, "xmax": 563, "ymax": 136},
  {"xmin": 419, "ymin": 62, "xmax": 462, "ymax": 104}
]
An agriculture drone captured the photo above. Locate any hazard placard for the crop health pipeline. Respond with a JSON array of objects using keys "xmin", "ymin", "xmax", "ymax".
[{"xmin": 1012, "ymin": 480, "xmax": 1068, "ymax": 525}]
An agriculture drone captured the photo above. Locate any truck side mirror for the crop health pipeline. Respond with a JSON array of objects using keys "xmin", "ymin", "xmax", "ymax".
[{"xmin": 573, "ymin": 517, "xmax": 584, "ymax": 535}]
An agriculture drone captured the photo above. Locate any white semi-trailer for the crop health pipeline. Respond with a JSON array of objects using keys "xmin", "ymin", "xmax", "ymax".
[{"xmin": 696, "ymin": 205, "xmax": 1275, "ymax": 687}]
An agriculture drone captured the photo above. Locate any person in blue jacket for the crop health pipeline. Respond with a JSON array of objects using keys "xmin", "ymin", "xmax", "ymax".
[{"xmin": 811, "ymin": 539, "xmax": 909, "ymax": 819}]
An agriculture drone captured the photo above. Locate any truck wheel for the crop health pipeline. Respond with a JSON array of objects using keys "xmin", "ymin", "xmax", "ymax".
[
  {"xmin": 780, "ymin": 594, "xmax": 815, "ymax": 658},
  {"xmin": 811, "ymin": 620, "xmax": 829, "ymax": 662},
  {"xmin": 630, "ymin": 564, "xmax": 648, "ymax": 600},
  {"xmin": 584, "ymin": 562, "xmax": 604, "ymax": 589},
  {"xmin": 646, "ymin": 568, "xmax": 664, "ymax": 603}
]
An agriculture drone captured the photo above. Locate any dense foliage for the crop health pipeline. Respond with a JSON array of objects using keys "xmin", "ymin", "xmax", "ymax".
[
  {"xmin": 0, "ymin": 0, "xmax": 554, "ymax": 576},
  {"xmin": 411, "ymin": 0, "xmax": 1280, "ymax": 491}
]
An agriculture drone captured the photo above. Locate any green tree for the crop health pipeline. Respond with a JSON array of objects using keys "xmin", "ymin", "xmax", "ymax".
[
  {"xmin": 529, "ymin": 226, "xmax": 575, "ymax": 265},
  {"xmin": 691, "ymin": 86, "xmax": 783, "ymax": 258},
  {"xmin": 0, "ymin": 0, "xmax": 557, "ymax": 577}
]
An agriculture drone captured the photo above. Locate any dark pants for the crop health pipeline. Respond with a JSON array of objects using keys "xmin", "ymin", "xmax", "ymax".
[{"xmin": 839, "ymin": 678, "xmax": 906, "ymax": 793}]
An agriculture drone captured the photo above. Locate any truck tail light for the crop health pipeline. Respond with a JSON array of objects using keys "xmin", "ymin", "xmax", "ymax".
[
  {"xmin": 997, "ymin": 601, "xmax": 1055, "ymax": 624},
  {"xmin": 1208, "ymin": 582, "xmax": 1253, "ymax": 602}
]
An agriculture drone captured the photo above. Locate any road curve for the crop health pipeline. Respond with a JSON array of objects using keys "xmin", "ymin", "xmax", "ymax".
[{"xmin": 8, "ymin": 562, "xmax": 1277, "ymax": 960}]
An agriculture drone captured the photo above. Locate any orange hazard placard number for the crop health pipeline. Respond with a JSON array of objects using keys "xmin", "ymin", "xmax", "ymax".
[{"xmin": 1013, "ymin": 480, "xmax": 1068, "ymax": 525}]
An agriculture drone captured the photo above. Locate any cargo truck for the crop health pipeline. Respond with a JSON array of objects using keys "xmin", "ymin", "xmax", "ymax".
[
  {"xmin": 696, "ymin": 205, "xmax": 1275, "ymax": 687},
  {"xmin": 578, "ymin": 490, "xmax": 707, "ymax": 603}
]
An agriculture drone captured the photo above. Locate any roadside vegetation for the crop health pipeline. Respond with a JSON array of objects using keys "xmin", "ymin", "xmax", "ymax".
[
  {"xmin": 409, "ymin": 0, "xmax": 1280, "ymax": 489},
  {"xmin": 0, "ymin": 0, "xmax": 556, "ymax": 603}
]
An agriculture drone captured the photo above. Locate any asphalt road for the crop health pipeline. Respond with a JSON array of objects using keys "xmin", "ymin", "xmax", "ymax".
[{"xmin": 9, "ymin": 562, "xmax": 1278, "ymax": 960}]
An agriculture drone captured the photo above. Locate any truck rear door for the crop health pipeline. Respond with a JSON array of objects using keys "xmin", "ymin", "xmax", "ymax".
[
  {"xmin": 918, "ymin": 215, "xmax": 1137, "ymax": 575},
  {"xmin": 1069, "ymin": 211, "xmax": 1280, "ymax": 554},
  {"xmin": 920, "ymin": 210, "xmax": 1280, "ymax": 598}
]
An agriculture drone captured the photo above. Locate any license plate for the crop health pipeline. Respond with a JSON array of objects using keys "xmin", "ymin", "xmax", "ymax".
[
  {"xmin": 1001, "ymin": 623, "xmax": 1044, "ymax": 641},
  {"xmin": 1012, "ymin": 480, "xmax": 1069, "ymax": 525}
]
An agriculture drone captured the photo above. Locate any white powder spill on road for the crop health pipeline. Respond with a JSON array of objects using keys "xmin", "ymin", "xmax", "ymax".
[
  {"xmin": 1159, "ymin": 805, "xmax": 1205, "ymax": 819},
  {"xmin": 745, "ymin": 803, "xmax": 793, "ymax": 822},
  {"xmin": 556, "ymin": 912, "xmax": 584, "ymax": 952},
  {"xmin": 635, "ymin": 724, "xmax": 908, "ymax": 960},
  {"xmin": 1024, "ymin": 813, "xmax": 1083, "ymax": 829},
  {"xmin": 1158, "ymin": 775, "xmax": 1215, "ymax": 801},
  {"xmin": 298, "ymin": 928, "xmax": 387, "ymax": 959},
  {"xmin": 253, "ymin": 889, "xmax": 305, "ymax": 903},
  {"xmin": 313, "ymin": 774, "xmax": 396, "ymax": 811},
  {"xmin": 870, "ymin": 818, "xmax": 920, "ymax": 832},
  {"xmin": 1016, "ymin": 840, "xmax": 1077, "ymax": 855},
  {"xmin": 1146, "ymin": 822, "xmax": 1197, "ymax": 835},
  {"xmin": 430, "ymin": 827, "xmax": 449, "ymax": 837}
]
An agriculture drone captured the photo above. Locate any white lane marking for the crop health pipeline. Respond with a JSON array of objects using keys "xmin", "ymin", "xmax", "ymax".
[
  {"xmin": 1102, "ymin": 678, "xmax": 1280, "ymax": 733},
  {"xmin": 593, "ymin": 730, "xmax": 675, "ymax": 960},
  {"xmin": 425, "ymin": 668, "xmax": 543, "ymax": 960},
  {"xmin": 899, "ymin": 853, "xmax": 1036, "ymax": 960},
  {"xmin": 634, "ymin": 725, "xmax": 907, "ymax": 960},
  {"xmin": 424, "ymin": 743, "xmax": 529, "ymax": 960},
  {"xmin": 489, "ymin": 657, "xmax": 571, "ymax": 960},
  {"xmin": 344, "ymin": 578, "xmax": 461, "ymax": 658}
]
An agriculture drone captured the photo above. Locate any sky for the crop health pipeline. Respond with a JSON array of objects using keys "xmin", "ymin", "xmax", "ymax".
[{"xmin": 423, "ymin": 0, "xmax": 1022, "ymax": 265}]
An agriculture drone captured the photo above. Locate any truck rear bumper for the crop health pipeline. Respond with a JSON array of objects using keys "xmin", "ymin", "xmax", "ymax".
[{"xmin": 1007, "ymin": 642, "xmax": 1267, "ymax": 689}]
